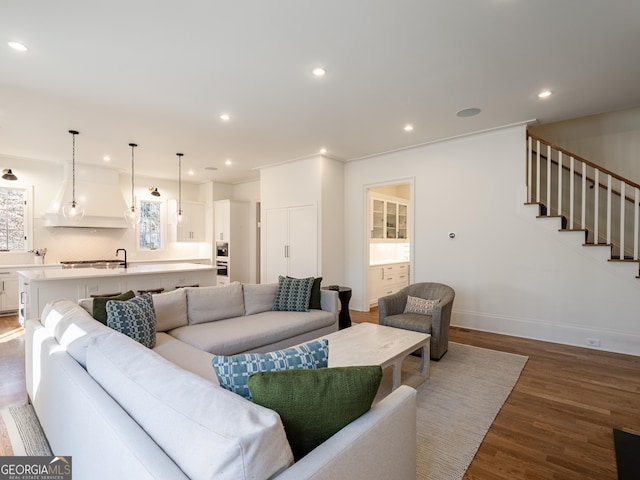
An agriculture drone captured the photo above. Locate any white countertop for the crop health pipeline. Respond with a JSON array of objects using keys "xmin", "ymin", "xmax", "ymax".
[{"xmin": 17, "ymin": 262, "xmax": 215, "ymax": 281}]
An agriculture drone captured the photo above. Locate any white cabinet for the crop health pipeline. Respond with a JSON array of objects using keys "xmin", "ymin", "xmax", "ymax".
[
  {"xmin": 0, "ymin": 271, "xmax": 19, "ymax": 312},
  {"xmin": 214, "ymin": 201, "xmax": 230, "ymax": 242},
  {"xmin": 367, "ymin": 263, "xmax": 409, "ymax": 306},
  {"xmin": 264, "ymin": 205, "xmax": 317, "ymax": 283},
  {"xmin": 370, "ymin": 194, "xmax": 409, "ymax": 241},
  {"xmin": 214, "ymin": 199, "xmax": 250, "ymax": 283},
  {"xmin": 170, "ymin": 200, "xmax": 205, "ymax": 242}
]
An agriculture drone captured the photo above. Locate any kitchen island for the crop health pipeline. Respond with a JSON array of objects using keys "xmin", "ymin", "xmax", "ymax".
[{"xmin": 18, "ymin": 263, "xmax": 216, "ymax": 324}]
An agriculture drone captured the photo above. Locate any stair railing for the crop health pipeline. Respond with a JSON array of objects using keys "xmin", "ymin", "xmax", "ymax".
[{"xmin": 527, "ymin": 132, "xmax": 640, "ymax": 260}]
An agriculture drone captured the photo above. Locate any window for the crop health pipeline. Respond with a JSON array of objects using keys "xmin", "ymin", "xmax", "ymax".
[
  {"xmin": 139, "ymin": 200, "xmax": 162, "ymax": 250},
  {"xmin": 0, "ymin": 187, "xmax": 27, "ymax": 251}
]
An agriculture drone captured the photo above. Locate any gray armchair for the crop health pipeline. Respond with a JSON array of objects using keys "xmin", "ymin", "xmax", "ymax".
[{"xmin": 378, "ymin": 282, "xmax": 455, "ymax": 360}]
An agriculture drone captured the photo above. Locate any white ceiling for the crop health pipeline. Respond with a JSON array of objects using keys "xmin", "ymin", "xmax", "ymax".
[{"xmin": 2, "ymin": 0, "xmax": 639, "ymax": 184}]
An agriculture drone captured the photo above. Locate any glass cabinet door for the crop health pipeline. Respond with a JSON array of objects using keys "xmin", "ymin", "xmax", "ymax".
[
  {"xmin": 397, "ymin": 203, "xmax": 408, "ymax": 239},
  {"xmin": 371, "ymin": 199, "xmax": 385, "ymax": 238},
  {"xmin": 386, "ymin": 202, "xmax": 397, "ymax": 238}
]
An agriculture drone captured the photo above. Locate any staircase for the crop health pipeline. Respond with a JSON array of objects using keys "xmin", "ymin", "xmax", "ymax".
[{"xmin": 526, "ymin": 132, "xmax": 640, "ymax": 279}]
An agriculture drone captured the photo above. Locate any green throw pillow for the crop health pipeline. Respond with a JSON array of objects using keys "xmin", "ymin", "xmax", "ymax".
[
  {"xmin": 92, "ymin": 290, "xmax": 135, "ymax": 324},
  {"xmin": 309, "ymin": 277, "xmax": 322, "ymax": 309},
  {"xmin": 247, "ymin": 365, "xmax": 382, "ymax": 460}
]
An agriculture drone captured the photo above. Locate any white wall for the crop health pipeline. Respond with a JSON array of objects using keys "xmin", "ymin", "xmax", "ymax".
[{"xmin": 344, "ymin": 125, "xmax": 640, "ymax": 356}]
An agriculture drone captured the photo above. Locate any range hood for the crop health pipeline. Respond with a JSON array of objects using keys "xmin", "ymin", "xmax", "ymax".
[{"xmin": 44, "ymin": 164, "xmax": 131, "ymax": 228}]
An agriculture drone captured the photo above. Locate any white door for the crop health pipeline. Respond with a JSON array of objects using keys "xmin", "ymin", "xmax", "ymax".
[
  {"xmin": 264, "ymin": 208, "xmax": 289, "ymax": 283},
  {"xmin": 264, "ymin": 205, "xmax": 317, "ymax": 283},
  {"xmin": 288, "ymin": 205, "xmax": 317, "ymax": 279}
]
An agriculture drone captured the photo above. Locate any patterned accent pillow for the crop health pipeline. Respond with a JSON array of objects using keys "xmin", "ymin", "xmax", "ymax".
[
  {"xmin": 272, "ymin": 276, "xmax": 314, "ymax": 312},
  {"xmin": 212, "ymin": 339, "xmax": 329, "ymax": 400},
  {"xmin": 106, "ymin": 293, "xmax": 157, "ymax": 348},
  {"xmin": 404, "ymin": 295, "xmax": 438, "ymax": 315},
  {"xmin": 92, "ymin": 290, "xmax": 135, "ymax": 325}
]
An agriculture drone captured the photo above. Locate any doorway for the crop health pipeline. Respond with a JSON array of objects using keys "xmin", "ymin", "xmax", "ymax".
[{"xmin": 365, "ymin": 182, "xmax": 412, "ymax": 311}]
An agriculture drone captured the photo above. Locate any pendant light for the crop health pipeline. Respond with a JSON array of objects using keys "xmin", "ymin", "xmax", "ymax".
[
  {"xmin": 176, "ymin": 153, "xmax": 184, "ymax": 223},
  {"xmin": 62, "ymin": 130, "xmax": 85, "ymax": 221},
  {"xmin": 124, "ymin": 143, "xmax": 140, "ymax": 225},
  {"xmin": 149, "ymin": 187, "xmax": 160, "ymax": 197}
]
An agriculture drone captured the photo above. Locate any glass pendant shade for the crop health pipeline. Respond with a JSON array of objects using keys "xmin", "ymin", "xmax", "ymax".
[
  {"xmin": 124, "ymin": 205, "xmax": 140, "ymax": 224},
  {"xmin": 176, "ymin": 209, "xmax": 185, "ymax": 223},
  {"xmin": 63, "ymin": 130, "xmax": 84, "ymax": 221},
  {"xmin": 124, "ymin": 143, "xmax": 140, "ymax": 226},
  {"xmin": 62, "ymin": 200, "xmax": 85, "ymax": 220}
]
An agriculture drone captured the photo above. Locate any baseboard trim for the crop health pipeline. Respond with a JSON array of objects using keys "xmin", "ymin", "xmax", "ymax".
[{"xmin": 452, "ymin": 310, "xmax": 640, "ymax": 356}]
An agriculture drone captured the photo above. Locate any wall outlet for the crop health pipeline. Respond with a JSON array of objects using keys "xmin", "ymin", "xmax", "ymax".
[{"xmin": 586, "ymin": 338, "xmax": 601, "ymax": 347}]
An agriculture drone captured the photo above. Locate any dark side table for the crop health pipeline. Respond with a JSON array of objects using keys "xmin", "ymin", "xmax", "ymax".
[{"xmin": 322, "ymin": 286, "xmax": 352, "ymax": 329}]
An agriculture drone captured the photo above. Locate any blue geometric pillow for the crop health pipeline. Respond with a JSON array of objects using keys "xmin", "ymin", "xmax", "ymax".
[
  {"xmin": 106, "ymin": 293, "xmax": 157, "ymax": 348},
  {"xmin": 212, "ymin": 339, "xmax": 329, "ymax": 400},
  {"xmin": 272, "ymin": 276, "xmax": 314, "ymax": 312}
]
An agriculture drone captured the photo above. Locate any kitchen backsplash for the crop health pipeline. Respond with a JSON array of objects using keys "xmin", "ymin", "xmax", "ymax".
[{"xmin": 369, "ymin": 242, "xmax": 410, "ymax": 265}]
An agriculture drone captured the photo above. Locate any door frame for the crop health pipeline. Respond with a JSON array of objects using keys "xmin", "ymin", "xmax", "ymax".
[{"xmin": 363, "ymin": 177, "xmax": 415, "ymax": 312}]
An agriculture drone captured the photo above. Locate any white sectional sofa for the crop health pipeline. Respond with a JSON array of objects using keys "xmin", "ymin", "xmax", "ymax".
[{"xmin": 25, "ymin": 282, "xmax": 418, "ymax": 480}]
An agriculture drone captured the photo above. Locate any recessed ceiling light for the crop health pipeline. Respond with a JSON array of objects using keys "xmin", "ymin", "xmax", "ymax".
[
  {"xmin": 220, "ymin": 113, "xmax": 230, "ymax": 121},
  {"xmin": 188, "ymin": 170, "xmax": 194, "ymax": 175},
  {"xmin": 319, "ymin": 148, "xmax": 327, "ymax": 154},
  {"xmin": 456, "ymin": 108, "xmax": 481, "ymax": 118},
  {"xmin": 225, "ymin": 159, "xmax": 232, "ymax": 166},
  {"xmin": 538, "ymin": 90, "xmax": 552, "ymax": 98},
  {"xmin": 8, "ymin": 41, "xmax": 27, "ymax": 52},
  {"xmin": 312, "ymin": 67, "xmax": 326, "ymax": 77},
  {"xmin": 404, "ymin": 124, "xmax": 414, "ymax": 132},
  {"xmin": 103, "ymin": 155, "xmax": 110, "ymax": 162}
]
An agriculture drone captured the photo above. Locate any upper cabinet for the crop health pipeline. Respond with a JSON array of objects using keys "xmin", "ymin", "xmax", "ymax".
[
  {"xmin": 169, "ymin": 200, "xmax": 205, "ymax": 242},
  {"xmin": 214, "ymin": 200, "xmax": 230, "ymax": 242},
  {"xmin": 369, "ymin": 193, "xmax": 409, "ymax": 241}
]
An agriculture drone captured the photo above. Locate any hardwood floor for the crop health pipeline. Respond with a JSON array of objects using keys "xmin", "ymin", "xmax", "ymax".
[
  {"xmin": 0, "ymin": 314, "xmax": 27, "ymax": 455},
  {"xmin": 353, "ymin": 309, "xmax": 640, "ymax": 479},
  {"xmin": 2, "ymin": 310, "xmax": 639, "ymax": 478}
]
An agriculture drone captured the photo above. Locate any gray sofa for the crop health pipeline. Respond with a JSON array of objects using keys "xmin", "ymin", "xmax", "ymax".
[
  {"xmin": 378, "ymin": 282, "xmax": 455, "ymax": 360},
  {"xmin": 25, "ymin": 282, "xmax": 418, "ymax": 480}
]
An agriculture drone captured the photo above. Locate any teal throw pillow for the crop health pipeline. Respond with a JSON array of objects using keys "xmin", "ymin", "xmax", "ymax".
[
  {"xmin": 92, "ymin": 290, "xmax": 135, "ymax": 325},
  {"xmin": 106, "ymin": 293, "xmax": 157, "ymax": 348},
  {"xmin": 273, "ymin": 275, "xmax": 314, "ymax": 312},
  {"xmin": 288, "ymin": 276, "xmax": 322, "ymax": 309},
  {"xmin": 212, "ymin": 339, "xmax": 328, "ymax": 400},
  {"xmin": 248, "ymin": 366, "xmax": 383, "ymax": 460}
]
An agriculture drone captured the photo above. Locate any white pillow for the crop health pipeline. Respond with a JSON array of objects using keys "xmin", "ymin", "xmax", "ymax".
[
  {"xmin": 152, "ymin": 288, "xmax": 188, "ymax": 332},
  {"xmin": 404, "ymin": 296, "xmax": 438, "ymax": 315},
  {"xmin": 186, "ymin": 283, "xmax": 245, "ymax": 324},
  {"xmin": 87, "ymin": 332, "xmax": 293, "ymax": 480},
  {"xmin": 243, "ymin": 283, "xmax": 278, "ymax": 315}
]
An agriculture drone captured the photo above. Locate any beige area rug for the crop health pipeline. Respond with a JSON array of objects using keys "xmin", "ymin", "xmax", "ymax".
[
  {"xmin": 1, "ymin": 403, "xmax": 52, "ymax": 456},
  {"xmin": 380, "ymin": 342, "xmax": 528, "ymax": 480}
]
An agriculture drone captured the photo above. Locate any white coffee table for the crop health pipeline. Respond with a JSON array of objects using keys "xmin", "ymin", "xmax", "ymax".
[{"xmin": 321, "ymin": 322, "xmax": 430, "ymax": 390}]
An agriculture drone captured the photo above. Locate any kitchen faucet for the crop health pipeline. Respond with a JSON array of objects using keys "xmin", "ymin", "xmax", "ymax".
[{"xmin": 116, "ymin": 248, "xmax": 128, "ymax": 268}]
